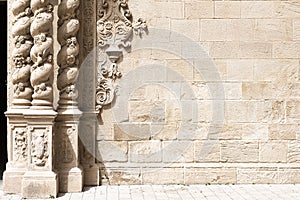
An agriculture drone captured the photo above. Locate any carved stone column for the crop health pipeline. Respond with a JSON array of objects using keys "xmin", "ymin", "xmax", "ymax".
[
  {"xmin": 21, "ymin": 0, "xmax": 58, "ymax": 198},
  {"xmin": 55, "ymin": 0, "xmax": 83, "ymax": 192},
  {"xmin": 4, "ymin": 0, "xmax": 33, "ymax": 193}
]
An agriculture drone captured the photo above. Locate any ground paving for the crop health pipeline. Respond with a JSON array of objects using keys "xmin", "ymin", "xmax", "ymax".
[{"xmin": 1, "ymin": 182, "xmax": 300, "ymax": 200}]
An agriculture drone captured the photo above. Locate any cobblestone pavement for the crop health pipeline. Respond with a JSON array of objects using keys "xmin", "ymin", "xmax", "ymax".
[{"xmin": 1, "ymin": 184, "xmax": 300, "ymax": 200}]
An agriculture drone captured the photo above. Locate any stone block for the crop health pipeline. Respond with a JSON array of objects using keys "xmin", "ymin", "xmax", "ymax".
[
  {"xmin": 259, "ymin": 141, "xmax": 288, "ymax": 163},
  {"xmin": 215, "ymin": 1, "xmax": 241, "ymax": 19},
  {"xmin": 185, "ymin": 168, "xmax": 236, "ymax": 184},
  {"xmin": 171, "ymin": 19, "xmax": 199, "ymax": 42},
  {"xmin": 129, "ymin": 141, "xmax": 162, "ymax": 163},
  {"xmin": 151, "ymin": 123, "xmax": 178, "ymax": 140},
  {"xmin": 269, "ymin": 124, "xmax": 298, "ymax": 140},
  {"xmin": 210, "ymin": 42, "xmax": 239, "ymax": 59},
  {"xmin": 286, "ymin": 100, "xmax": 300, "ymax": 123},
  {"xmin": 254, "ymin": 19, "xmax": 292, "ymax": 41},
  {"xmin": 114, "ymin": 123, "xmax": 151, "ymax": 141},
  {"xmin": 275, "ymin": 1, "xmax": 300, "ymax": 18},
  {"xmin": 201, "ymin": 19, "xmax": 227, "ymax": 41},
  {"xmin": 227, "ymin": 60, "xmax": 254, "ymax": 81},
  {"xmin": 185, "ymin": 2, "xmax": 213, "ymax": 19},
  {"xmin": 162, "ymin": 141, "xmax": 194, "ymax": 163},
  {"xmin": 237, "ymin": 168, "xmax": 277, "ymax": 184},
  {"xmin": 106, "ymin": 168, "xmax": 142, "ymax": 185},
  {"xmin": 239, "ymin": 42, "xmax": 272, "ymax": 58},
  {"xmin": 241, "ymin": 2, "xmax": 275, "ymax": 18},
  {"xmin": 129, "ymin": 101, "xmax": 166, "ymax": 123},
  {"xmin": 293, "ymin": 20, "xmax": 300, "ymax": 40},
  {"xmin": 194, "ymin": 141, "xmax": 220, "ymax": 162},
  {"xmin": 241, "ymin": 124, "xmax": 268, "ymax": 141},
  {"xmin": 253, "ymin": 59, "xmax": 298, "ymax": 81},
  {"xmin": 288, "ymin": 141, "xmax": 300, "ymax": 163},
  {"xmin": 142, "ymin": 168, "xmax": 184, "ymax": 184},
  {"xmin": 3, "ymin": 170, "xmax": 24, "ymax": 194},
  {"xmin": 227, "ymin": 19, "xmax": 255, "ymax": 41},
  {"xmin": 221, "ymin": 141, "xmax": 259, "ymax": 163},
  {"xmin": 97, "ymin": 141, "xmax": 128, "ymax": 162},
  {"xmin": 273, "ymin": 42, "xmax": 300, "ymax": 58},
  {"xmin": 22, "ymin": 171, "xmax": 58, "ymax": 199},
  {"xmin": 278, "ymin": 168, "xmax": 300, "ymax": 184}
]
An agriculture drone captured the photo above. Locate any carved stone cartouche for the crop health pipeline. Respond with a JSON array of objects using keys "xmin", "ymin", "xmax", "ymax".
[{"xmin": 96, "ymin": 0, "xmax": 147, "ymax": 113}]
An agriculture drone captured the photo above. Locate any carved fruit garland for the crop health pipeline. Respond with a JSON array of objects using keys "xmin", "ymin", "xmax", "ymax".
[
  {"xmin": 30, "ymin": 0, "xmax": 54, "ymax": 107},
  {"xmin": 96, "ymin": 0, "xmax": 147, "ymax": 113},
  {"xmin": 57, "ymin": 0, "xmax": 80, "ymax": 107},
  {"xmin": 11, "ymin": 0, "xmax": 33, "ymax": 107}
]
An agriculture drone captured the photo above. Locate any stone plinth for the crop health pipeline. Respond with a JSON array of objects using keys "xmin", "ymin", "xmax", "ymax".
[
  {"xmin": 55, "ymin": 109, "xmax": 84, "ymax": 192},
  {"xmin": 22, "ymin": 109, "xmax": 58, "ymax": 198},
  {"xmin": 4, "ymin": 109, "xmax": 28, "ymax": 194}
]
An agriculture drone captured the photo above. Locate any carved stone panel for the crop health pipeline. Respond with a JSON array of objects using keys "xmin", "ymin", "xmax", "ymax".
[
  {"xmin": 29, "ymin": 127, "xmax": 50, "ymax": 168},
  {"xmin": 95, "ymin": 0, "xmax": 147, "ymax": 113},
  {"xmin": 12, "ymin": 126, "xmax": 28, "ymax": 164}
]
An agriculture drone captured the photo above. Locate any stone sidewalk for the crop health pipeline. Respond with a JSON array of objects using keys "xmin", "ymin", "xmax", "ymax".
[{"xmin": 1, "ymin": 183, "xmax": 300, "ymax": 200}]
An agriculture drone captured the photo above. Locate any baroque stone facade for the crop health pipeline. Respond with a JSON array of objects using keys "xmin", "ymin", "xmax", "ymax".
[{"xmin": 4, "ymin": 0, "xmax": 300, "ymax": 198}]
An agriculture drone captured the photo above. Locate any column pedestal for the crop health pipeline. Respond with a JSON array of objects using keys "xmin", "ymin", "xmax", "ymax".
[
  {"xmin": 22, "ymin": 109, "xmax": 58, "ymax": 198},
  {"xmin": 55, "ymin": 108, "xmax": 83, "ymax": 192},
  {"xmin": 4, "ymin": 109, "xmax": 29, "ymax": 194}
]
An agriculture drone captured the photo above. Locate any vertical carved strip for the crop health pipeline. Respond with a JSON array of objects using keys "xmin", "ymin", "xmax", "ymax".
[
  {"xmin": 30, "ymin": 0, "xmax": 54, "ymax": 108},
  {"xmin": 11, "ymin": 0, "xmax": 33, "ymax": 107},
  {"xmin": 57, "ymin": 0, "xmax": 80, "ymax": 108}
]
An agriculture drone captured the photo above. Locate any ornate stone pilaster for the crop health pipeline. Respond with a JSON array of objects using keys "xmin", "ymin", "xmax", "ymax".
[
  {"xmin": 4, "ymin": 0, "xmax": 33, "ymax": 194},
  {"xmin": 29, "ymin": 0, "xmax": 54, "ymax": 109},
  {"xmin": 55, "ymin": 0, "xmax": 83, "ymax": 193}
]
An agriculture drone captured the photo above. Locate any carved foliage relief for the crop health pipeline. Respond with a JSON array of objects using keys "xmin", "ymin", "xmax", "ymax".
[
  {"xmin": 57, "ymin": 0, "xmax": 80, "ymax": 103},
  {"xmin": 12, "ymin": 126, "xmax": 28, "ymax": 163},
  {"xmin": 11, "ymin": 0, "xmax": 33, "ymax": 106},
  {"xmin": 30, "ymin": 0, "xmax": 54, "ymax": 106},
  {"xmin": 96, "ymin": 0, "xmax": 147, "ymax": 112},
  {"xmin": 30, "ymin": 127, "xmax": 49, "ymax": 167}
]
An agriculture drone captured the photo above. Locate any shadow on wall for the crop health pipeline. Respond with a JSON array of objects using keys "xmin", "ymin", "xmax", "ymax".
[{"xmin": 0, "ymin": 1, "xmax": 7, "ymax": 180}]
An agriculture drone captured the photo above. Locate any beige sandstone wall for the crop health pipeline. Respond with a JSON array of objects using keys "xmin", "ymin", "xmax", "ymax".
[{"xmin": 97, "ymin": 0, "xmax": 300, "ymax": 185}]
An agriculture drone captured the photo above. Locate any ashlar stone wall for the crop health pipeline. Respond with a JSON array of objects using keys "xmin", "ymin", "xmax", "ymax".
[{"xmin": 97, "ymin": 0, "xmax": 300, "ymax": 185}]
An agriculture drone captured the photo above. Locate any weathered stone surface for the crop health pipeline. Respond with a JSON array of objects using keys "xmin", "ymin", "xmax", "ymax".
[
  {"xmin": 259, "ymin": 141, "xmax": 288, "ymax": 163},
  {"xmin": 97, "ymin": 141, "xmax": 128, "ymax": 162},
  {"xmin": 286, "ymin": 100, "xmax": 300, "ymax": 123},
  {"xmin": 194, "ymin": 141, "xmax": 220, "ymax": 162},
  {"xmin": 269, "ymin": 124, "xmax": 298, "ymax": 140},
  {"xmin": 237, "ymin": 168, "xmax": 277, "ymax": 184},
  {"xmin": 162, "ymin": 141, "xmax": 194, "ymax": 163},
  {"xmin": 215, "ymin": 1, "xmax": 241, "ymax": 19},
  {"xmin": 185, "ymin": 2, "xmax": 213, "ymax": 19},
  {"xmin": 278, "ymin": 168, "xmax": 300, "ymax": 184},
  {"xmin": 288, "ymin": 141, "xmax": 300, "ymax": 163},
  {"xmin": 129, "ymin": 101, "xmax": 166, "ymax": 123},
  {"xmin": 185, "ymin": 168, "xmax": 236, "ymax": 184},
  {"xmin": 129, "ymin": 141, "xmax": 162, "ymax": 163},
  {"xmin": 114, "ymin": 123, "xmax": 151, "ymax": 141},
  {"xmin": 106, "ymin": 168, "xmax": 142, "ymax": 185},
  {"xmin": 221, "ymin": 141, "xmax": 259, "ymax": 162},
  {"xmin": 142, "ymin": 168, "xmax": 184, "ymax": 184}
]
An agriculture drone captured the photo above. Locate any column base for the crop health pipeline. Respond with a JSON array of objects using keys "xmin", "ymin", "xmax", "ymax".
[
  {"xmin": 3, "ymin": 169, "xmax": 25, "ymax": 194},
  {"xmin": 22, "ymin": 171, "xmax": 58, "ymax": 199},
  {"xmin": 84, "ymin": 166, "xmax": 100, "ymax": 186},
  {"xmin": 59, "ymin": 167, "xmax": 83, "ymax": 192}
]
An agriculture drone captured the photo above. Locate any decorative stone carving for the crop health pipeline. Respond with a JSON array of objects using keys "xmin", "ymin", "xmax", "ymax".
[
  {"xmin": 57, "ymin": 0, "xmax": 80, "ymax": 108},
  {"xmin": 13, "ymin": 127, "xmax": 28, "ymax": 163},
  {"xmin": 11, "ymin": 0, "xmax": 33, "ymax": 107},
  {"xmin": 96, "ymin": 0, "xmax": 147, "ymax": 112},
  {"xmin": 30, "ymin": 127, "xmax": 49, "ymax": 167},
  {"xmin": 30, "ymin": 0, "xmax": 54, "ymax": 108}
]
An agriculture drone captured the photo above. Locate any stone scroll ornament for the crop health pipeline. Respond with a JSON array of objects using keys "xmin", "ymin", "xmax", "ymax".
[
  {"xmin": 96, "ymin": 0, "xmax": 147, "ymax": 113},
  {"xmin": 11, "ymin": 0, "xmax": 33, "ymax": 107},
  {"xmin": 57, "ymin": 0, "xmax": 80, "ymax": 108},
  {"xmin": 30, "ymin": 0, "xmax": 54, "ymax": 108}
]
